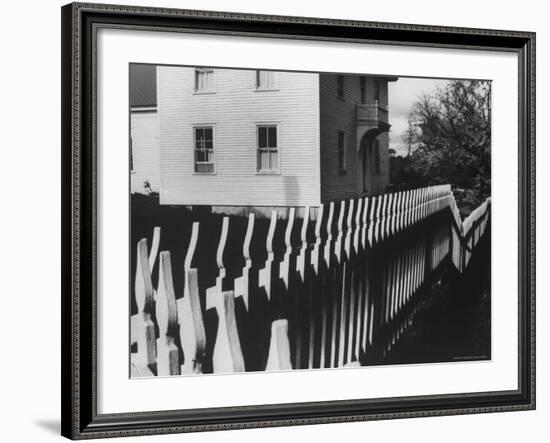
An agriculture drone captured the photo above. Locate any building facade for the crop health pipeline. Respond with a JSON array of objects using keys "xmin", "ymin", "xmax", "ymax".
[
  {"xmin": 130, "ymin": 64, "xmax": 160, "ymax": 195},
  {"xmin": 130, "ymin": 65, "xmax": 397, "ymax": 207}
]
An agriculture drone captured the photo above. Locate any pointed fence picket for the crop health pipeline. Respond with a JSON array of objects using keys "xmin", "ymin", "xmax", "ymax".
[{"xmin": 130, "ymin": 185, "xmax": 491, "ymax": 377}]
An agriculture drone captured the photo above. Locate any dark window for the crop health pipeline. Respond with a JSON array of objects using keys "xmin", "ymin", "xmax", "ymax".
[
  {"xmin": 257, "ymin": 125, "xmax": 278, "ymax": 172},
  {"xmin": 194, "ymin": 127, "xmax": 214, "ymax": 173},
  {"xmin": 337, "ymin": 75, "xmax": 345, "ymax": 99},
  {"xmin": 374, "ymin": 139, "xmax": 381, "ymax": 173},
  {"xmin": 374, "ymin": 79, "xmax": 380, "ymax": 102},
  {"xmin": 338, "ymin": 130, "xmax": 346, "ymax": 172},
  {"xmin": 360, "ymin": 76, "xmax": 366, "ymax": 104}
]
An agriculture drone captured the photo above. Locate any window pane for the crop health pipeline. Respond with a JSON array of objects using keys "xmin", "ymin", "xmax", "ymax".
[
  {"xmin": 195, "ymin": 69, "xmax": 213, "ymax": 91},
  {"xmin": 269, "ymin": 152, "xmax": 278, "ymax": 170},
  {"xmin": 204, "ymin": 127, "xmax": 213, "ymax": 140},
  {"xmin": 200, "ymin": 72, "xmax": 205, "ymax": 90},
  {"xmin": 258, "ymin": 127, "xmax": 267, "ymax": 148},
  {"xmin": 259, "ymin": 151, "xmax": 269, "ymax": 170},
  {"xmin": 257, "ymin": 70, "xmax": 273, "ymax": 88},
  {"xmin": 196, "ymin": 163, "xmax": 214, "ymax": 173},
  {"xmin": 268, "ymin": 127, "xmax": 277, "ymax": 147}
]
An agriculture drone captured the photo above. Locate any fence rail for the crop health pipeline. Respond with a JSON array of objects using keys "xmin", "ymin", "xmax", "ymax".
[{"xmin": 130, "ymin": 185, "xmax": 491, "ymax": 377}]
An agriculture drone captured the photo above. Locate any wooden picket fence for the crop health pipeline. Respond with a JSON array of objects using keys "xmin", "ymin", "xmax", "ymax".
[{"xmin": 130, "ymin": 185, "xmax": 491, "ymax": 377}]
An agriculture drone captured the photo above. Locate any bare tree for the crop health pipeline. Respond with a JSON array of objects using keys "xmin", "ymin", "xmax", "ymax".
[{"xmin": 405, "ymin": 80, "xmax": 491, "ymax": 215}]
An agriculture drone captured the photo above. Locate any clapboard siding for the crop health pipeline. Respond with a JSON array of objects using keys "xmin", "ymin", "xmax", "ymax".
[
  {"xmin": 130, "ymin": 111, "xmax": 160, "ymax": 194},
  {"xmin": 319, "ymin": 74, "xmax": 391, "ymax": 202},
  {"xmin": 158, "ymin": 67, "xmax": 321, "ymax": 206}
]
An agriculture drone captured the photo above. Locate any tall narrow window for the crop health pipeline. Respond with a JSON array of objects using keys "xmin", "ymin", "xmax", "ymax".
[
  {"xmin": 374, "ymin": 139, "xmax": 381, "ymax": 173},
  {"xmin": 338, "ymin": 130, "xmax": 346, "ymax": 173},
  {"xmin": 257, "ymin": 125, "xmax": 278, "ymax": 173},
  {"xmin": 256, "ymin": 70, "xmax": 277, "ymax": 90},
  {"xmin": 336, "ymin": 75, "xmax": 345, "ymax": 99},
  {"xmin": 360, "ymin": 76, "xmax": 366, "ymax": 104},
  {"xmin": 194, "ymin": 68, "xmax": 214, "ymax": 92},
  {"xmin": 374, "ymin": 79, "xmax": 380, "ymax": 102},
  {"xmin": 194, "ymin": 127, "xmax": 214, "ymax": 173}
]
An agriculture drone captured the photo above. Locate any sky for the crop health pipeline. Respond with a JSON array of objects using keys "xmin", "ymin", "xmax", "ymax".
[{"xmin": 388, "ymin": 77, "xmax": 451, "ymax": 156}]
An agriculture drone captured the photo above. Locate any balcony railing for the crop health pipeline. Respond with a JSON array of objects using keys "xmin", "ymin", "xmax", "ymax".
[{"xmin": 357, "ymin": 102, "xmax": 388, "ymax": 123}]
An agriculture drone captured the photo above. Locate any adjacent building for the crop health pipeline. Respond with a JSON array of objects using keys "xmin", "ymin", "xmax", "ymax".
[
  {"xmin": 130, "ymin": 64, "xmax": 397, "ymax": 207},
  {"xmin": 130, "ymin": 64, "xmax": 160, "ymax": 195}
]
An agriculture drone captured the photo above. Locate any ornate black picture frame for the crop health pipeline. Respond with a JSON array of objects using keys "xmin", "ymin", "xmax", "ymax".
[{"xmin": 61, "ymin": 2, "xmax": 535, "ymax": 439}]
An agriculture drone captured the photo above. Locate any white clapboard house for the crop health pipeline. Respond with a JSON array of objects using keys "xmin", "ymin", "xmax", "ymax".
[{"xmin": 130, "ymin": 64, "xmax": 397, "ymax": 207}]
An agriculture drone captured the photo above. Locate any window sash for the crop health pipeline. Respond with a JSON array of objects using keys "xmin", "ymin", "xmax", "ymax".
[
  {"xmin": 338, "ymin": 130, "xmax": 345, "ymax": 171},
  {"xmin": 194, "ymin": 127, "xmax": 214, "ymax": 173},
  {"xmin": 195, "ymin": 68, "xmax": 214, "ymax": 92},
  {"xmin": 257, "ymin": 125, "xmax": 278, "ymax": 172},
  {"xmin": 256, "ymin": 70, "xmax": 276, "ymax": 89}
]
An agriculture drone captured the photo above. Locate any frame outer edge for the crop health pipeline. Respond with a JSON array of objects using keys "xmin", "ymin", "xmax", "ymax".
[{"xmin": 61, "ymin": 2, "xmax": 536, "ymax": 439}]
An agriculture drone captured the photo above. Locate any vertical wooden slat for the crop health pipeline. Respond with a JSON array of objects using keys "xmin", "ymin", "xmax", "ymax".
[
  {"xmin": 332, "ymin": 200, "xmax": 346, "ymax": 368},
  {"xmin": 308, "ymin": 205, "xmax": 324, "ymax": 369},
  {"xmin": 265, "ymin": 319, "xmax": 293, "ymax": 371},
  {"xmin": 212, "ymin": 291, "xmax": 245, "ymax": 373},
  {"xmin": 351, "ymin": 198, "xmax": 363, "ymax": 361},
  {"xmin": 319, "ymin": 202, "xmax": 334, "ymax": 368},
  {"xmin": 179, "ymin": 268, "xmax": 206, "ymax": 374},
  {"xmin": 156, "ymin": 251, "xmax": 180, "ymax": 376},
  {"xmin": 148, "ymin": 226, "xmax": 161, "ymax": 271},
  {"xmin": 206, "ymin": 217, "xmax": 230, "ymax": 310},
  {"xmin": 134, "ymin": 238, "xmax": 157, "ymax": 369},
  {"xmin": 240, "ymin": 213, "xmax": 255, "ymax": 310}
]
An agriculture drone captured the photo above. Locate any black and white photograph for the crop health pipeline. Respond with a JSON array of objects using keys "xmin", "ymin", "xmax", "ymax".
[{"xmin": 129, "ymin": 64, "xmax": 492, "ymax": 377}]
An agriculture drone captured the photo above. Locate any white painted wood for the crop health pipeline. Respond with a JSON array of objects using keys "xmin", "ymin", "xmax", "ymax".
[
  {"xmin": 148, "ymin": 226, "xmax": 161, "ymax": 271},
  {"xmin": 157, "ymin": 67, "xmax": 321, "ymax": 207},
  {"xmin": 156, "ymin": 251, "xmax": 180, "ymax": 376},
  {"xmin": 265, "ymin": 319, "xmax": 293, "ymax": 371},
  {"xmin": 239, "ymin": 213, "xmax": 255, "ymax": 310},
  {"xmin": 259, "ymin": 210, "xmax": 278, "ymax": 300},
  {"xmin": 178, "ymin": 268, "xmax": 207, "ymax": 374},
  {"xmin": 212, "ymin": 291, "xmax": 245, "ymax": 373},
  {"xmin": 130, "ymin": 111, "xmax": 160, "ymax": 194},
  {"xmin": 134, "ymin": 238, "xmax": 157, "ymax": 367}
]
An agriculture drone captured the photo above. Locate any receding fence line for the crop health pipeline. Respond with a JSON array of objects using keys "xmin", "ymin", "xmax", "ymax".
[{"xmin": 130, "ymin": 185, "xmax": 491, "ymax": 377}]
